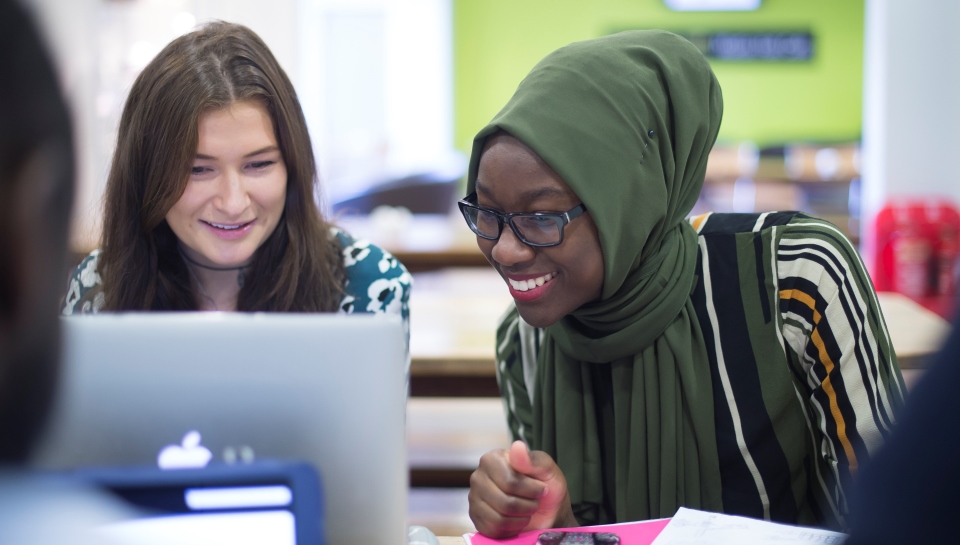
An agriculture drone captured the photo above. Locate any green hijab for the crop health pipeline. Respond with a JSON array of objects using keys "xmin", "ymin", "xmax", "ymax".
[{"xmin": 467, "ymin": 30, "xmax": 724, "ymax": 523}]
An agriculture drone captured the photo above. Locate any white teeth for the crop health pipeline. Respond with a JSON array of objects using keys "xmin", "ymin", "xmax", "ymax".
[
  {"xmin": 210, "ymin": 222, "xmax": 242, "ymax": 230},
  {"xmin": 509, "ymin": 272, "xmax": 555, "ymax": 292}
]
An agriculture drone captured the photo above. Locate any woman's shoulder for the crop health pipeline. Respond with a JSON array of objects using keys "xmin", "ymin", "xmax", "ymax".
[
  {"xmin": 776, "ymin": 212, "xmax": 857, "ymax": 244},
  {"xmin": 690, "ymin": 211, "xmax": 863, "ymax": 280},
  {"xmin": 62, "ymin": 249, "xmax": 104, "ymax": 315},
  {"xmin": 689, "ymin": 211, "xmax": 851, "ymax": 244},
  {"xmin": 331, "ymin": 227, "xmax": 412, "ymax": 315},
  {"xmin": 332, "ymin": 227, "xmax": 409, "ymax": 282},
  {"xmin": 689, "ymin": 211, "xmax": 805, "ymax": 236},
  {"xmin": 773, "ymin": 213, "xmax": 870, "ymax": 286}
]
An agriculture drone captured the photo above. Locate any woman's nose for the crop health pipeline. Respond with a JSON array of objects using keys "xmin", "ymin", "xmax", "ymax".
[
  {"xmin": 215, "ymin": 170, "xmax": 250, "ymax": 216},
  {"xmin": 490, "ymin": 225, "xmax": 535, "ymax": 267}
]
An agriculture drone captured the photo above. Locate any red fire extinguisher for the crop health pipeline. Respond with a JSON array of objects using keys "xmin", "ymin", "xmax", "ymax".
[
  {"xmin": 927, "ymin": 201, "xmax": 960, "ymax": 301},
  {"xmin": 890, "ymin": 203, "xmax": 931, "ymax": 300},
  {"xmin": 872, "ymin": 200, "xmax": 960, "ymax": 318}
]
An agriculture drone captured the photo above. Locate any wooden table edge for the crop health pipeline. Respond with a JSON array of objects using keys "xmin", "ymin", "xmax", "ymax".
[{"xmin": 410, "ymin": 356, "xmax": 497, "ymax": 377}]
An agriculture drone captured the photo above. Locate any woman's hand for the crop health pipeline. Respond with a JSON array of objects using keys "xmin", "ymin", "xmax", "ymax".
[{"xmin": 468, "ymin": 440, "xmax": 577, "ymax": 538}]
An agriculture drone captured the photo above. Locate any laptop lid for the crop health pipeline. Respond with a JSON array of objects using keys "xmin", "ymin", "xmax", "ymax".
[{"xmin": 33, "ymin": 313, "xmax": 407, "ymax": 545}]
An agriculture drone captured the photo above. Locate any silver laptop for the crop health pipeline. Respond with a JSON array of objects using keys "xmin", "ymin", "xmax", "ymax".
[{"xmin": 33, "ymin": 313, "xmax": 408, "ymax": 545}]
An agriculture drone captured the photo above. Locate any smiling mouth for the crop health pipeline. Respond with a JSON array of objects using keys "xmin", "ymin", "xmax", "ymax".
[
  {"xmin": 202, "ymin": 220, "xmax": 253, "ymax": 231},
  {"xmin": 508, "ymin": 272, "xmax": 556, "ymax": 292}
]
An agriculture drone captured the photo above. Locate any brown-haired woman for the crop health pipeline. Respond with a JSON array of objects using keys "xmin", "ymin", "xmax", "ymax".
[{"xmin": 62, "ymin": 22, "xmax": 411, "ymax": 335}]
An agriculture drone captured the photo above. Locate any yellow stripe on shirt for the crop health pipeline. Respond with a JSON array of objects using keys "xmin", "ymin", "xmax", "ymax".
[
  {"xmin": 780, "ymin": 288, "xmax": 858, "ymax": 471},
  {"xmin": 690, "ymin": 212, "xmax": 711, "ymax": 233}
]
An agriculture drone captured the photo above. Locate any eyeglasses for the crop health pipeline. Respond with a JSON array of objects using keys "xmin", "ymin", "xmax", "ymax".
[{"xmin": 457, "ymin": 192, "xmax": 587, "ymax": 247}]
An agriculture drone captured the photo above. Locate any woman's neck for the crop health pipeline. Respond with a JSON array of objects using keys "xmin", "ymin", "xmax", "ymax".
[
  {"xmin": 178, "ymin": 249, "xmax": 246, "ymax": 311},
  {"xmin": 188, "ymin": 264, "xmax": 243, "ymax": 311}
]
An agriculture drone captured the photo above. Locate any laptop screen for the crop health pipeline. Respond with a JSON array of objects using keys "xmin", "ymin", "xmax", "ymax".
[
  {"xmin": 100, "ymin": 485, "xmax": 295, "ymax": 545},
  {"xmin": 71, "ymin": 462, "xmax": 322, "ymax": 545}
]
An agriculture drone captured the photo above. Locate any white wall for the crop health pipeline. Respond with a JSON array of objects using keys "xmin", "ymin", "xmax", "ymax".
[
  {"xmin": 297, "ymin": 0, "xmax": 459, "ymax": 206},
  {"xmin": 23, "ymin": 0, "xmax": 101, "ymax": 250},
  {"xmin": 862, "ymin": 0, "xmax": 960, "ymax": 259}
]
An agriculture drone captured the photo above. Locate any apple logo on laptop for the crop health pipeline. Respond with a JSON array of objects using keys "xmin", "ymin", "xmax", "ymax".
[{"xmin": 157, "ymin": 430, "xmax": 213, "ymax": 470}]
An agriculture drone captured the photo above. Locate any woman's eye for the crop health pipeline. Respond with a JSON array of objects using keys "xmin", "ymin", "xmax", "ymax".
[
  {"xmin": 249, "ymin": 160, "xmax": 275, "ymax": 170},
  {"xmin": 191, "ymin": 166, "xmax": 210, "ymax": 175}
]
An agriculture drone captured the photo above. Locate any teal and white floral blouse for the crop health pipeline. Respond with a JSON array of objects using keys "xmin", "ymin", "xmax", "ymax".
[{"xmin": 62, "ymin": 229, "xmax": 413, "ymax": 368}]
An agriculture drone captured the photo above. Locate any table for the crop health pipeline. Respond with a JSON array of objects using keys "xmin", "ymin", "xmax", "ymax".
[
  {"xmin": 875, "ymin": 291, "xmax": 951, "ymax": 369},
  {"xmin": 874, "ymin": 291, "xmax": 951, "ymax": 390},
  {"xmin": 408, "ymin": 268, "xmax": 512, "ymax": 397},
  {"xmin": 406, "ymin": 270, "xmax": 513, "ymax": 490},
  {"xmin": 438, "ymin": 538, "xmax": 466, "ymax": 545}
]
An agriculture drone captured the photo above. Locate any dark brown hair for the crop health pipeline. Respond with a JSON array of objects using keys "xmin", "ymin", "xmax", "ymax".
[{"xmin": 99, "ymin": 21, "xmax": 343, "ymax": 311}]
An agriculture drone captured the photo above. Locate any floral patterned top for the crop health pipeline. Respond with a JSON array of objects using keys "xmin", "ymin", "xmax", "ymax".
[{"xmin": 62, "ymin": 229, "xmax": 413, "ymax": 370}]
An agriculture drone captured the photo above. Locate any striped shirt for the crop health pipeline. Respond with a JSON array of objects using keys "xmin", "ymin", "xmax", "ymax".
[{"xmin": 495, "ymin": 212, "xmax": 905, "ymax": 530}]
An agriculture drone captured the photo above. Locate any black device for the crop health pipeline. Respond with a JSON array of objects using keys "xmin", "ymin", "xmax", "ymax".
[{"xmin": 537, "ymin": 531, "xmax": 621, "ymax": 545}]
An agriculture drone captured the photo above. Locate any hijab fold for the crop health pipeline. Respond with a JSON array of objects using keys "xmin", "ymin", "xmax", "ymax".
[{"xmin": 467, "ymin": 30, "xmax": 725, "ymax": 522}]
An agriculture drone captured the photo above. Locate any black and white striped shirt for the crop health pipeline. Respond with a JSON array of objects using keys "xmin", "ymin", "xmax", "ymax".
[{"xmin": 495, "ymin": 212, "xmax": 905, "ymax": 530}]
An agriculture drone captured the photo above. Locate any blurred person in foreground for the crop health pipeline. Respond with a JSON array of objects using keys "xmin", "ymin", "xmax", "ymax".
[
  {"xmin": 0, "ymin": 0, "xmax": 131, "ymax": 542},
  {"xmin": 845, "ymin": 304, "xmax": 960, "ymax": 545}
]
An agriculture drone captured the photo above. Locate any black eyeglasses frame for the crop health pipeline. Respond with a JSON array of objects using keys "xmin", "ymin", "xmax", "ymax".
[{"xmin": 457, "ymin": 192, "xmax": 588, "ymax": 248}]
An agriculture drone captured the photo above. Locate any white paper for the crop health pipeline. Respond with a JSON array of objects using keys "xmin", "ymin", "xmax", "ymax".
[{"xmin": 651, "ymin": 507, "xmax": 847, "ymax": 545}]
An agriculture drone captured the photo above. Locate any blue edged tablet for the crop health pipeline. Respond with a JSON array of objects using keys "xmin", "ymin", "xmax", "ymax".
[{"xmin": 67, "ymin": 461, "xmax": 324, "ymax": 545}]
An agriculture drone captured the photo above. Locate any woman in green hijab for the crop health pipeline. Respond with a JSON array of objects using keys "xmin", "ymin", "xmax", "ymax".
[{"xmin": 461, "ymin": 30, "xmax": 904, "ymax": 538}]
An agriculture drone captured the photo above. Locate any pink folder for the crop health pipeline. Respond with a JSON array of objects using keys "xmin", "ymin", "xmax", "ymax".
[{"xmin": 463, "ymin": 518, "xmax": 671, "ymax": 545}]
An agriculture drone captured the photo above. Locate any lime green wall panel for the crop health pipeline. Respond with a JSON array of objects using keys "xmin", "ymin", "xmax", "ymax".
[{"xmin": 453, "ymin": 0, "xmax": 864, "ymax": 152}]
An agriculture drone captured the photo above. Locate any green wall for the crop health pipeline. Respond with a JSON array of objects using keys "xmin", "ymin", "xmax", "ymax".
[{"xmin": 453, "ymin": 0, "xmax": 864, "ymax": 152}]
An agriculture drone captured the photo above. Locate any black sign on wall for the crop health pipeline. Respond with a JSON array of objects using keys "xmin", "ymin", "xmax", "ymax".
[{"xmin": 686, "ymin": 32, "xmax": 815, "ymax": 61}]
